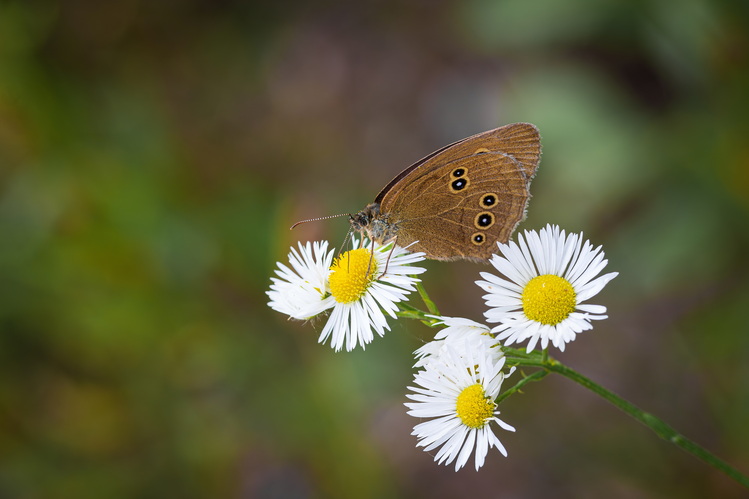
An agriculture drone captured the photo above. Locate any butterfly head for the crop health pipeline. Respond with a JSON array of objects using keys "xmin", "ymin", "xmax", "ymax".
[
  {"xmin": 349, "ymin": 202, "xmax": 397, "ymax": 245},
  {"xmin": 349, "ymin": 203, "xmax": 375, "ymax": 232}
]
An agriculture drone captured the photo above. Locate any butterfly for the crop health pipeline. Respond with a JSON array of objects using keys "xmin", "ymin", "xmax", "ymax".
[{"xmin": 348, "ymin": 123, "xmax": 541, "ymax": 261}]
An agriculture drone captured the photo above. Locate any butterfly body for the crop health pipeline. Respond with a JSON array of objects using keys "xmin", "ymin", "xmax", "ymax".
[{"xmin": 350, "ymin": 122, "xmax": 542, "ymax": 262}]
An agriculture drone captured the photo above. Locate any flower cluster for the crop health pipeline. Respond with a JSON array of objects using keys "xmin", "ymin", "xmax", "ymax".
[{"xmin": 267, "ymin": 225, "xmax": 617, "ymax": 470}]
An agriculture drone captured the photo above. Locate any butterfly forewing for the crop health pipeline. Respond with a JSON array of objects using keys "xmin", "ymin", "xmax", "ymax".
[{"xmin": 374, "ymin": 123, "xmax": 541, "ymax": 261}]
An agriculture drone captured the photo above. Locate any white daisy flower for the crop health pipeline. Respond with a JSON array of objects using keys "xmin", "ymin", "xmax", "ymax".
[
  {"xmin": 414, "ymin": 316, "xmax": 504, "ymax": 369},
  {"xmin": 267, "ymin": 240, "xmax": 336, "ymax": 320},
  {"xmin": 476, "ymin": 224, "xmax": 618, "ymax": 353},
  {"xmin": 319, "ymin": 238, "xmax": 426, "ymax": 352},
  {"xmin": 405, "ymin": 343, "xmax": 515, "ymax": 471}
]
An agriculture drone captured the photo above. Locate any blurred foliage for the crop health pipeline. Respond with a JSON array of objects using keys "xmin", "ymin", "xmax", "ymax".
[{"xmin": 1, "ymin": 0, "xmax": 748, "ymax": 497}]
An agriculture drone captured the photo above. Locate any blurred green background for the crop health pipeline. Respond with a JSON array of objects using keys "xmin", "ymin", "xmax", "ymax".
[{"xmin": 1, "ymin": 0, "xmax": 748, "ymax": 497}]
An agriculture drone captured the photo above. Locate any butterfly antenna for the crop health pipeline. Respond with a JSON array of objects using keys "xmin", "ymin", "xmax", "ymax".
[{"xmin": 290, "ymin": 213, "xmax": 350, "ymax": 230}]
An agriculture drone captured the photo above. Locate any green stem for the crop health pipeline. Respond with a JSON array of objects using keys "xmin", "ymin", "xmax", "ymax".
[
  {"xmin": 536, "ymin": 357, "xmax": 749, "ymax": 488},
  {"xmin": 416, "ymin": 281, "xmax": 440, "ymax": 315},
  {"xmin": 496, "ymin": 369, "xmax": 548, "ymax": 404},
  {"xmin": 416, "ymin": 281, "xmax": 440, "ymax": 316},
  {"xmin": 396, "ymin": 303, "xmax": 440, "ymax": 327}
]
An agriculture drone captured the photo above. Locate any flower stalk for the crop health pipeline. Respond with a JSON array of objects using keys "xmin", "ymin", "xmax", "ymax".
[
  {"xmin": 545, "ymin": 359, "xmax": 749, "ymax": 488},
  {"xmin": 400, "ymin": 299, "xmax": 749, "ymax": 488}
]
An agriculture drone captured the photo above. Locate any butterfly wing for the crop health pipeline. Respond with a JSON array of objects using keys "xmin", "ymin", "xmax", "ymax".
[{"xmin": 376, "ymin": 123, "xmax": 541, "ymax": 261}]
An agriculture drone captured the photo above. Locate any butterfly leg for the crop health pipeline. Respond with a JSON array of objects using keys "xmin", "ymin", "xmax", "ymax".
[
  {"xmin": 364, "ymin": 236, "xmax": 396, "ymax": 279},
  {"xmin": 378, "ymin": 236, "xmax": 398, "ymax": 278}
]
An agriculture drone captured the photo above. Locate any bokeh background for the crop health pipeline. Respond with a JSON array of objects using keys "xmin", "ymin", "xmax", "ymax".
[{"xmin": 1, "ymin": 0, "xmax": 748, "ymax": 497}]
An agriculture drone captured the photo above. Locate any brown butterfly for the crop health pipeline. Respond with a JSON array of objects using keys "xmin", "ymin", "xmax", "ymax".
[{"xmin": 348, "ymin": 122, "xmax": 541, "ymax": 261}]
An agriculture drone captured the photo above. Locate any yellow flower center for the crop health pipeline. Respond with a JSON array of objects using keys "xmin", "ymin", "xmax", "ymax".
[
  {"xmin": 521, "ymin": 274, "xmax": 577, "ymax": 325},
  {"xmin": 329, "ymin": 248, "xmax": 377, "ymax": 304},
  {"xmin": 456, "ymin": 384, "xmax": 495, "ymax": 429}
]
